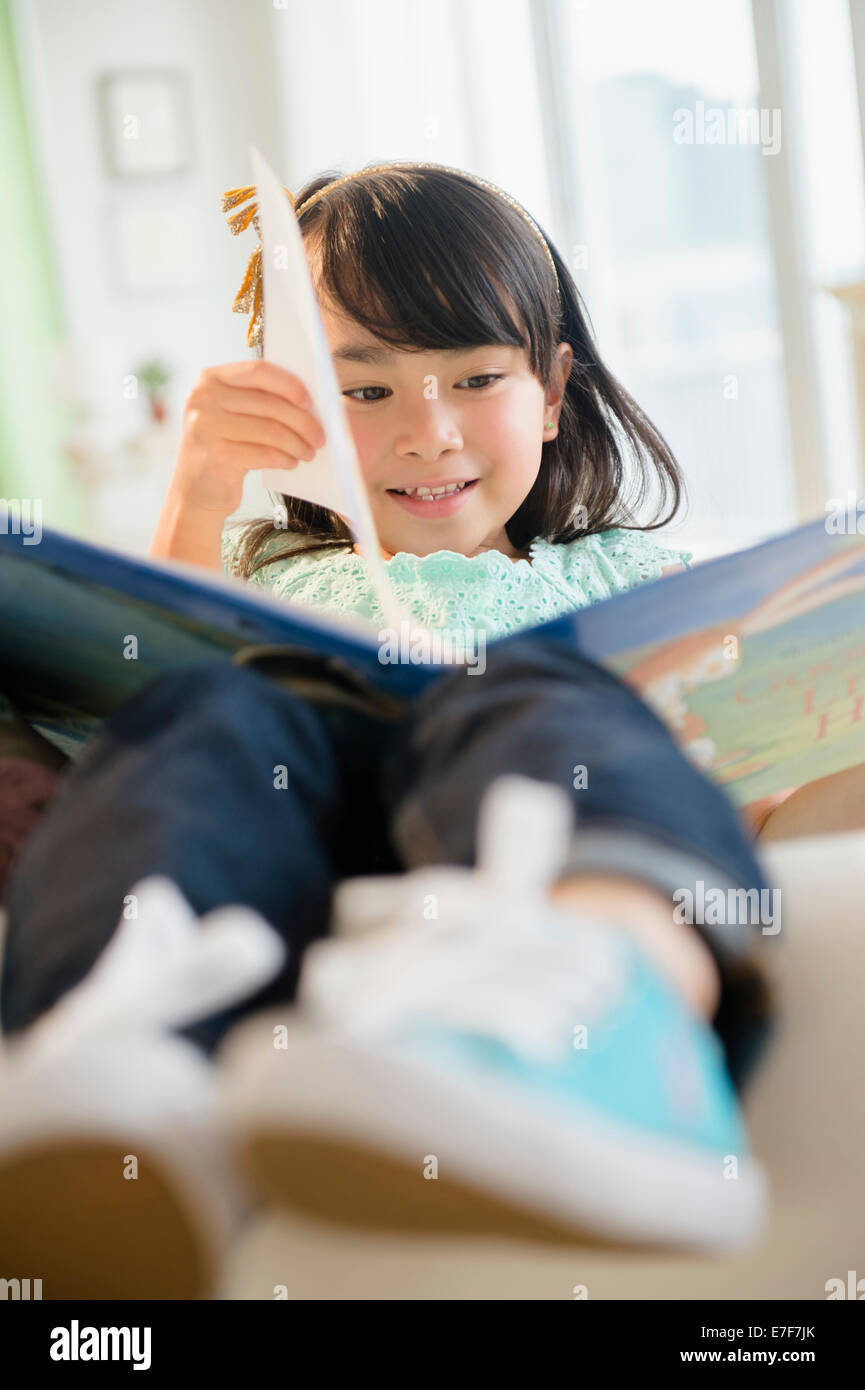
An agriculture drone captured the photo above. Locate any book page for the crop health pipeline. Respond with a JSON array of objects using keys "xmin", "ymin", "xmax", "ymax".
[
  {"xmin": 592, "ymin": 526, "xmax": 865, "ymax": 805},
  {"xmin": 250, "ymin": 146, "xmax": 405, "ymax": 629}
]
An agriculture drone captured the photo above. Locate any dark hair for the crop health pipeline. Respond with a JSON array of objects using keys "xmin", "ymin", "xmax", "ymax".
[{"xmin": 227, "ymin": 163, "xmax": 686, "ymax": 579}]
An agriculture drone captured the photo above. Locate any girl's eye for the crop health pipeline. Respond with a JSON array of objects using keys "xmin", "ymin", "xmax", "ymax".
[
  {"xmin": 458, "ymin": 374, "xmax": 503, "ymax": 390},
  {"xmin": 343, "ymin": 387, "xmax": 389, "ymax": 403},
  {"xmin": 342, "ymin": 374, "xmax": 503, "ymax": 404}
]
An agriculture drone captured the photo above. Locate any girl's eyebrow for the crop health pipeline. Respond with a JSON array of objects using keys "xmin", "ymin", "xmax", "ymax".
[{"xmin": 333, "ymin": 342, "xmax": 494, "ymax": 364}]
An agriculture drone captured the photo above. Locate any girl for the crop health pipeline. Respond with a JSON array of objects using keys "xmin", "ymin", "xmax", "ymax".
[
  {"xmin": 154, "ymin": 164, "xmax": 693, "ymax": 628},
  {"xmin": 0, "ymin": 163, "xmax": 777, "ymax": 1297}
]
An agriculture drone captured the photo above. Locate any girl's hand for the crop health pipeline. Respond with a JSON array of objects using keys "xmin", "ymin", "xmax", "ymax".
[{"xmin": 168, "ymin": 360, "xmax": 327, "ymax": 518}]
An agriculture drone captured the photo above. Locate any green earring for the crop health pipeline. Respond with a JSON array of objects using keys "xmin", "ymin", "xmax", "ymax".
[{"xmin": 545, "ymin": 421, "xmax": 554, "ymax": 429}]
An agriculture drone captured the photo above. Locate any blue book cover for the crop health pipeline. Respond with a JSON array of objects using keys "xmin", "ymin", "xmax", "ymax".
[{"xmin": 2, "ymin": 518, "xmax": 864, "ymax": 807}]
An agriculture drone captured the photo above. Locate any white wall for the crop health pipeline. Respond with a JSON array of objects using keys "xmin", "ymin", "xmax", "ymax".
[
  {"xmin": 269, "ymin": 0, "xmax": 553, "ymax": 230},
  {"xmin": 14, "ymin": 0, "xmax": 282, "ymax": 548}
]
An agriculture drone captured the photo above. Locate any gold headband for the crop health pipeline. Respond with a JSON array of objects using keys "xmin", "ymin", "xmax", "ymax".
[{"xmin": 221, "ymin": 161, "xmax": 560, "ymax": 348}]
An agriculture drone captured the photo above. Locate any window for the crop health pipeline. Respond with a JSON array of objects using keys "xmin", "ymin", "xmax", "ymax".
[{"xmin": 541, "ymin": 0, "xmax": 798, "ymax": 557}]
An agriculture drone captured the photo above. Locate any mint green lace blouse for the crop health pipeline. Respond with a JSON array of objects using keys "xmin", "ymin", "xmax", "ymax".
[{"xmin": 221, "ymin": 525, "xmax": 692, "ymax": 640}]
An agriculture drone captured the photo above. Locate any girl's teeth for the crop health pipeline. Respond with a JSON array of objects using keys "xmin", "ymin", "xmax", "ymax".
[{"xmin": 395, "ymin": 481, "xmax": 470, "ymax": 498}]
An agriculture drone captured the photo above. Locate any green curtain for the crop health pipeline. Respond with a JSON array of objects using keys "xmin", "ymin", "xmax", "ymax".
[{"xmin": 0, "ymin": 0, "xmax": 84, "ymax": 528}]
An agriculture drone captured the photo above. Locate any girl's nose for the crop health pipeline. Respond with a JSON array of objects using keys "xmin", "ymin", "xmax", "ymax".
[{"xmin": 393, "ymin": 401, "xmax": 464, "ymax": 461}]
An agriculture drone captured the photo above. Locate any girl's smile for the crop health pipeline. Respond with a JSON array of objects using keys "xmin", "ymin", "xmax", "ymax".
[{"xmin": 386, "ymin": 476, "xmax": 480, "ymax": 516}]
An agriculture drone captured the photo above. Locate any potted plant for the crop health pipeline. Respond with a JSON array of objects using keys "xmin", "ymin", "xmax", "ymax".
[{"xmin": 133, "ymin": 358, "xmax": 172, "ymax": 424}]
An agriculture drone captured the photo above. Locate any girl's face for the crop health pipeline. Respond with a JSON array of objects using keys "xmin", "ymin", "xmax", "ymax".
[{"xmin": 316, "ymin": 292, "xmax": 573, "ymax": 561}]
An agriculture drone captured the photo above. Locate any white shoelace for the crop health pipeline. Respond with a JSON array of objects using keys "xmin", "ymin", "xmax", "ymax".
[
  {"xmin": 304, "ymin": 875, "xmax": 631, "ymax": 1064},
  {"xmin": 303, "ymin": 774, "xmax": 634, "ymax": 1062},
  {"xmin": 13, "ymin": 876, "xmax": 286, "ymax": 1062}
]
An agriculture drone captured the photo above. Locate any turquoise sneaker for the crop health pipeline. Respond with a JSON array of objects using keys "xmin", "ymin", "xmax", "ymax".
[{"xmin": 218, "ymin": 776, "xmax": 768, "ymax": 1251}]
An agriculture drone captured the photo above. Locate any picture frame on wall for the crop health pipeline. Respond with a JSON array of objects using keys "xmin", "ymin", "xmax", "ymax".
[{"xmin": 98, "ymin": 70, "xmax": 193, "ymax": 177}]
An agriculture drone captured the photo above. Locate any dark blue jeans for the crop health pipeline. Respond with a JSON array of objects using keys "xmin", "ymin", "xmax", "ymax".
[{"xmin": 0, "ymin": 629, "xmax": 775, "ymax": 1093}]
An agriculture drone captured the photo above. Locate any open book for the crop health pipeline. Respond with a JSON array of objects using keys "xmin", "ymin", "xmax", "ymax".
[{"xmin": 1, "ymin": 515, "xmax": 864, "ymax": 809}]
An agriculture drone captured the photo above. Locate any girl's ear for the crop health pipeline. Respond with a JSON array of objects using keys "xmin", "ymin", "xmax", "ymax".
[
  {"xmin": 543, "ymin": 341, "xmax": 574, "ymax": 434},
  {"xmin": 547, "ymin": 341, "xmax": 575, "ymax": 405}
]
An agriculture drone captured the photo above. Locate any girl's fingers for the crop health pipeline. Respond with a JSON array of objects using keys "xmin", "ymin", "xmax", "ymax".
[
  {"xmin": 200, "ymin": 407, "xmax": 319, "ymax": 462},
  {"xmin": 211, "ymin": 383, "xmax": 325, "ymax": 452},
  {"xmin": 217, "ymin": 438, "xmax": 304, "ymax": 473},
  {"xmin": 193, "ymin": 362, "xmax": 326, "ymax": 453},
  {"xmin": 207, "ymin": 360, "xmax": 314, "ymax": 411}
]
